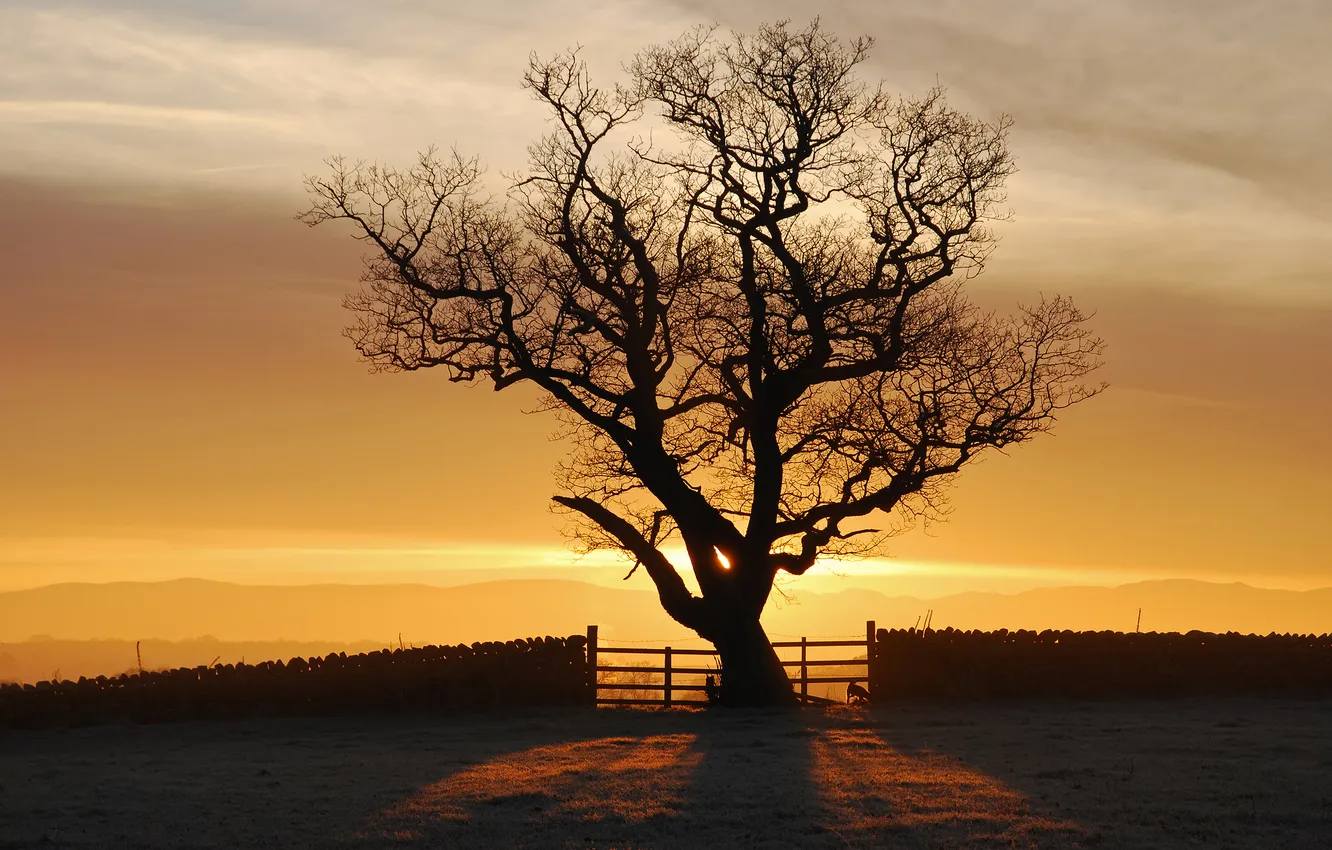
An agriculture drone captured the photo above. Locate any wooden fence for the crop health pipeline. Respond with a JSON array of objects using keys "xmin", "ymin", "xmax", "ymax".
[
  {"xmin": 590, "ymin": 623, "xmax": 1332, "ymax": 705},
  {"xmin": 588, "ymin": 622, "xmax": 877, "ymax": 707}
]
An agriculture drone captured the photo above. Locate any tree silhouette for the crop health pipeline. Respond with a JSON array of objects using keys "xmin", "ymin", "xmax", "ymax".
[{"xmin": 301, "ymin": 20, "xmax": 1105, "ymax": 705}]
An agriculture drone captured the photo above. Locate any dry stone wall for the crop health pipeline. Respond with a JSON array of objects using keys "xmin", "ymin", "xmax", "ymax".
[
  {"xmin": 872, "ymin": 628, "xmax": 1332, "ymax": 699},
  {"xmin": 0, "ymin": 634, "xmax": 588, "ymax": 729}
]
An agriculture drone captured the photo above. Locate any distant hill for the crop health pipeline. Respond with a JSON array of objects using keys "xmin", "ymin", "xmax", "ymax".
[
  {"xmin": 1, "ymin": 576, "xmax": 1328, "ymax": 646},
  {"xmin": 2, "ymin": 577, "xmax": 1328, "ymax": 683},
  {"xmin": 783, "ymin": 579, "xmax": 1332, "ymax": 637},
  {"xmin": 0, "ymin": 578, "xmax": 676, "ymax": 644}
]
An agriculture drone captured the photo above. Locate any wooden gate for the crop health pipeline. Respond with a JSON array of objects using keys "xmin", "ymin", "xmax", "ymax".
[{"xmin": 586, "ymin": 622, "xmax": 877, "ymax": 706}]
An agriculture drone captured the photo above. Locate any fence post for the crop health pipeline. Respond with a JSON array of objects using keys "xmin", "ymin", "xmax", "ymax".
[
  {"xmin": 800, "ymin": 637, "xmax": 808, "ymax": 702},
  {"xmin": 866, "ymin": 620, "xmax": 877, "ymax": 701},
  {"xmin": 586, "ymin": 625, "xmax": 598, "ymax": 706},
  {"xmin": 664, "ymin": 646, "xmax": 672, "ymax": 708}
]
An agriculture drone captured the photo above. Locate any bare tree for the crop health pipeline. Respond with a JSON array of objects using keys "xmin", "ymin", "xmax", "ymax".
[{"xmin": 301, "ymin": 20, "xmax": 1104, "ymax": 705}]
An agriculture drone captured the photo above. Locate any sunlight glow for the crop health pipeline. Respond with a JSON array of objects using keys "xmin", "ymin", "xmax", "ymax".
[{"xmin": 0, "ymin": 534, "xmax": 1318, "ymax": 597}]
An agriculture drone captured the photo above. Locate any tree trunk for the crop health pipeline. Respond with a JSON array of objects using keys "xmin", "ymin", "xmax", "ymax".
[{"xmin": 711, "ymin": 615, "xmax": 796, "ymax": 706}]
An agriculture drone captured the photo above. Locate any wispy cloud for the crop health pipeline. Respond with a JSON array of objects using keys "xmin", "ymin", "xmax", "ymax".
[
  {"xmin": 674, "ymin": 1, "xmax": 1332, "ymax": 214},
  {"xmin": 0, "ymin": 1, "xmax": 694, "ymax": 191},
  {"xmin": 4, "ymin": 0, "xmax": 1326, "ymax": 303},
  {"xmin": 0, "ymin": 100, "xmax": 298, "ymax": 132}
]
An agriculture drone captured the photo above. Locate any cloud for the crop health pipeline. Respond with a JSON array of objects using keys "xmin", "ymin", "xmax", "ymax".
[
  {"xmin": 670, "ymin": 1, "xmax": 1332, "ymax": 213},
  {"xmin": 662, "ymin": 0, "xmax": 1332, "ymax": 312},
  {"xmin": 0, "ymin": 1, "xmax": 696, "ymax": 193},
  {"xmin": 5, "ymin": 0, "xmax": 1330, "ymax": 270},
  {"xmin": 0, "ymin": 100, "xmax": 299, "ymax": 131}
]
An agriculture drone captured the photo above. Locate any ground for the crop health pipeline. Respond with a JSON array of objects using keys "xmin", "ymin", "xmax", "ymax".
[{"xmin": 3, "ymin": 699, "xmax": 1330, "ymax": 848}]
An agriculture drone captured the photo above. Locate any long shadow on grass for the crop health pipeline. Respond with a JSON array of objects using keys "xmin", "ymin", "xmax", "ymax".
[
  {"xmin": 673, "ymin": 706, "xmax": 1085, "ymax": 849},
  {"xmin": 341, "ymin": 705, "xmax": 1099, "ymax": 849},
  {"xmin": 867, "ymin": 699, "xmax": 1332, "ymax": 849},
  {"xmin": 669, "ymin": 708, "xmax": 826, "ymax": 848},
  {"xmin": 0, "ymin": 708, "xmax": 631, "ymax": 850},
  {"xmin": 346, "ymin": 708, "xmax": 712, "ymax": 849},
  {"xmin": 814, "ymin": 708, "xmax": 1089, "ymax": 847},
  {"xmin": 348, "ymin": 707, "xmax": 829, "ymax": 849},
  {"xmin": 864, "ymin": 701, "xmax": 1120, "ymax": 847}
]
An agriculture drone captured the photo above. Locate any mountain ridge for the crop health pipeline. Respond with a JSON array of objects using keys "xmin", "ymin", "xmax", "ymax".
[{"xmin": 2, "ymin": 577, "xmax": 1328, "ymax": 644}]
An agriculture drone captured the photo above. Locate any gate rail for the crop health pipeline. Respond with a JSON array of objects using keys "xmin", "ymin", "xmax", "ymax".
[{"xmin": 587, "ymin": 622, "xmax": 877, "ymax": 707}]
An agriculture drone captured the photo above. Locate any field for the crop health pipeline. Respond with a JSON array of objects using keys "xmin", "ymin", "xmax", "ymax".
[{"xmin": 3, "ymin": 700, "xmax": 1330, "ymax": 849}]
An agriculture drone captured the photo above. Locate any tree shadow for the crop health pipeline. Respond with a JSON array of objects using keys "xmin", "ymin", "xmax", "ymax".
[
  {"xmin": 670, "ymin": 708, "xmax": 827, "ymax": 846},
  {"xmin": 677, "ymin": 706, "xmax": 1087, "ymax": 848},
  {"xmin": 348, "ymin": 708, "xmax": 824, "ymax": 848},
  {"xmin": 0, "ymin": 708, "xmax": 625, "ymax": 849},
  {"xmin": 347, "ymin": 709, "xmax": 708, "ymax": 848},
  {"xmin": 866, "ymin": 699, "xmax": 1332, "ymax": 849},
  {"xmin": 353, "ymin": 706, "xmax": 1088, "ymax": 848},
  {"xmin": 812, "ymin": 709, "xmax": 1088, "ymax": 847},
  {"xmin": 5, "ymin": 705, "xmax": 1095, "ymax": 849}
]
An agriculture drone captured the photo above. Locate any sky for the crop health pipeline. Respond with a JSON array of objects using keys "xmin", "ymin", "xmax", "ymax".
[{"xmin": 1, "ymin": 0, "xmax": 1330, "ymax": 597}]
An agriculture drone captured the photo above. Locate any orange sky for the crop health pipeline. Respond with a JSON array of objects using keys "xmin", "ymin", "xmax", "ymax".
[{"xmin": 1, "ymin": 1, "xmax": 1330, "ymax": 596}]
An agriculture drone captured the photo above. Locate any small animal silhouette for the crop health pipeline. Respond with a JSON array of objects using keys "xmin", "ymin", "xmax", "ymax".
[
  {"xmin": 846, "ymin": 681, "xmax": 871, "ymax": 705},
  {"xmin": 704, "ymin": 674, "xmax": 722, "ymax": 703}
]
